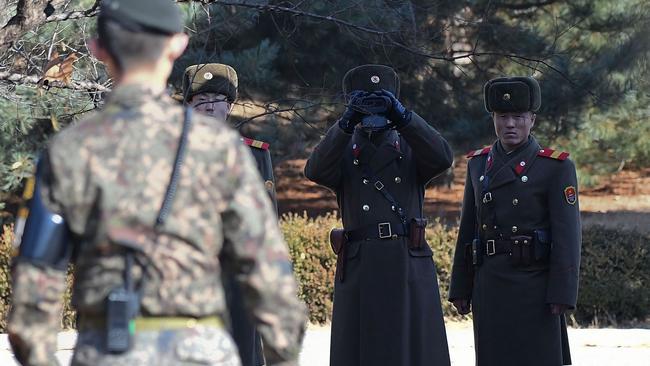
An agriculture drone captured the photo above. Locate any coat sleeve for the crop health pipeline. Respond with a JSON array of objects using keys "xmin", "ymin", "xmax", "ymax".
[
  {"xmin": 221, "ymin": 139, "xmax": 307, "ymax": 365},
  {"xmin": 449, "ymin": 165, "xmax": 477, "ymax": 301},
  {"xmin": 545, "ymin": 159, "xmax": 582, "ymax": 308},
  {"xmin": 396, "ymin": 112, "xmax": 454, "ymax": 184},
  {"xmin": 8, "ymin": 151, "xmax": 69, "ymax": 366},
  {"xmin": 303, "ymin": 122, "xmax": 353, "ymax": 191}
]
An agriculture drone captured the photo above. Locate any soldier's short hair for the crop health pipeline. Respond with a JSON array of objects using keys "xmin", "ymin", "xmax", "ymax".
[{"xmin": 97, "ymin": 18, "xmax": 168, "ymax": 69}]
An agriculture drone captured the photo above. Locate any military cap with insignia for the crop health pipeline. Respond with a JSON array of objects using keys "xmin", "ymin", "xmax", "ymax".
[
  {"xmin": 182, "ymin": 64, "xmax": 238, "ymax": 102},
  {"xmin": 342, "ymin": 64, "xmax": 400, "ymax": 98},
  {"xmin": 484, "ymin": 76, "xmax": 541, "ymax": 113},
  {"xmin": 99, "ymin": 0, "xmax": 184, "ymax": 35}
]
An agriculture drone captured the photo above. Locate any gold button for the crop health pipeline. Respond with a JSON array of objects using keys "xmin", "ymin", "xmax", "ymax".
[
  {"xmin": 512, "ymin": 198, "xmax": 519, "ymax": 206},
  {"xmin": 512, "ymin": 226, "xmax": 518, "ymax": 233}
]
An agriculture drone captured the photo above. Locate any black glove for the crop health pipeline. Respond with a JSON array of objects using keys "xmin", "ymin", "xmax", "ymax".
[
  {"xmin": 338, "ymin": 90, "xmax": 366, "ymax": 133},
  {"xmin": 379, "ymin": 89, "xmax": 411, "ymax": 128}
]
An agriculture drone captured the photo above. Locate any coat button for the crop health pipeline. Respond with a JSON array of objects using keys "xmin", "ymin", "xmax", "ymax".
[
  {"xmin": 519, "ymin": 161, "xmax": 526, "ymax": 167},
  {"xmin": 363, "ymin": 179, "xmax": 369, "ymax": 185},
  {"xmin": 512, "ymin": 198, "xmax": 519, "ymax": 206},
  {"xmin": 512, "ymin": 226, "xmax": 518, "ymax": 233},
  {"xmin": 479, "ymin": 175, "xmax": 485, "ymax": 182},
  {"xmin": 394, "ymin": 177, "xmax": 402, "ymax": 184},
  {"xmin": 391, "ymin": 205, "xmax": 396, "ymax": 211},
  {"xmin": 521, "ymin": 176, "xmax": 528, "ymax": 183},
  {"xmin": 482, "ymin": 224, "xmax": 487, "ymax": 230},
  {"xmin": 353, "ymin": 159, "xmax": 359, "ymax": 165},
  {"xmin": 362, "ymin": 204, "xmax": 370, "ymax": 211}
]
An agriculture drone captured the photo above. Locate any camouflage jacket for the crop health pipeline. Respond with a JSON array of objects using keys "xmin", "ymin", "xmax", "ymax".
[{"xmin": 8, "ymin": 84, "xmax": 306, "ymax": 366}]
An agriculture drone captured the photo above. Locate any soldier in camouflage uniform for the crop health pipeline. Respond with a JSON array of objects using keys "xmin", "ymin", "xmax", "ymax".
[
  {"xmin": 449, "ymin": 76, "xmax": 581, "ymax": 366},
  {"xmin": 182, "ymin": 63, "xmax": 276, "ymax": 366},
  {"xmin": 7, "ymin": 1, "xmax": 306, "ymax": 365}
]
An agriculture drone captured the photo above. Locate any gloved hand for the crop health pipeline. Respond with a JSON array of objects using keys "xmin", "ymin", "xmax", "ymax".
[
  {"xmin": 338, "ymin": 90, "xmax": 367, "ymax": 133},
  {"xmin": 379, "ymin": 89, "xmax": 411, "ymax": 128},
  {"xmin": 452, "ymin": 299, "xmax": 471, "ymax": 315}
]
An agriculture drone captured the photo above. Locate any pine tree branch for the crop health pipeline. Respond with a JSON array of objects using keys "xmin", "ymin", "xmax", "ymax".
[
  {"xmin": 0, "ymin": 71, "xmax": 110, "ymax": 92},
  {"xmin": 0, "ymin": 0, "xmax": 52, "ymax": 54},
  {"xmin": 10, "ymin": 0, "xmax": 598, "ymax": 99}
]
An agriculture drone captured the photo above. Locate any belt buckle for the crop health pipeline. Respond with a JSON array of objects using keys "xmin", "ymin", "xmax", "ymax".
[
  {"xmin": 374, "ymin": 181, "xmax": 385, "ymax": 191},
  {"xmin": 486, "ymin": 240, "xmax": 496, "ymax": 256},
  {"xmin": 482, "ymin": 192, "xmax": 492, "ymax": 203},
  {"xmin": 378, "ymin": 222, "xmax": 392, "ymax": 239}
]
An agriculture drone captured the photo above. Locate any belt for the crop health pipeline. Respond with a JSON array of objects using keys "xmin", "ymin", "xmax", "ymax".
[
  {"xmin": 483, "ymin": 237, "xmax": 533, "ymax": 256},
  {"xmin": 346, "ymin": 221, "xmax": 408, "ymax": 241},
  {"xmin": 78, "ymin": 315, "xmax": 223, "ymax": 332}
]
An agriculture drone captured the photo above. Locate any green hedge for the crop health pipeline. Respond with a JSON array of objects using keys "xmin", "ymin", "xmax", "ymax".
[{"xmin": 0, "ymin": 218, "xmax": 648, "ymax": 331}]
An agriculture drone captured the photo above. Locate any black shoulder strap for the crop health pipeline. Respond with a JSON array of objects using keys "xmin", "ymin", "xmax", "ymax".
[
  {"xmin": 360, "ymin": 163, "xmax": 408, "ymax": 228},
  {"xmin": 155, "ymin": 107, "xmax": 193, "ymax": 229}
]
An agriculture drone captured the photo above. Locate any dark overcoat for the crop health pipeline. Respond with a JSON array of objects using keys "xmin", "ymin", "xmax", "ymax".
[
  {"xmin": 305, "ymin": 113, "xmax": 453, "ymax": 366},
  {"xmin": 449, "ymin": 136, "xmax": 581, "ymax": 366},
  {"xmin": 223, "ymin": 138, "xmax": 276, "ymax": 366}
]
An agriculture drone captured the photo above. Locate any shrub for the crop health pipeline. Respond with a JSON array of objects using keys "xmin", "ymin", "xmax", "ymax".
[
  {"xmin": 575, "ymin": 225, "xmax": 650, "ymax": 326},
  {"xmin": 1, "ymin": 219, "xmax": 648, "ymax": 330}
]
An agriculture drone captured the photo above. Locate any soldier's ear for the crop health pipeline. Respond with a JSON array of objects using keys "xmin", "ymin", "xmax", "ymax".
[
  {"xmin": 87, "ymin": 38, "xmax": 109, "ymax": 63},
  {"xmin": 530, "ymin": 113, "xmax": 536, "ymax": 128},
  {"xmin": 166, "ymin": 33, "xmax": 189, "ymax": 61}
]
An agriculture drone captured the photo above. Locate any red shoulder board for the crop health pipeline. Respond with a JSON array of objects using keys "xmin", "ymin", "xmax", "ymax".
[
  {"xmin": 242, "ymin": 137, "xmax": 270, "ymax": 150},
  {"xmin": 537, "ymin": 148, "xmax": 569, "ymax": 161},
  {"xmin": 466, "ymin": 146, "xmax": 492, "ymax": 158}
]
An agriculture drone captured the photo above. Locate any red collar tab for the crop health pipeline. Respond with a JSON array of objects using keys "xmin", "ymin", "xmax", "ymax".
[
  {"xmin": 538, "ymin": 148, "xmax": 569, "ymax": 161},
  {"xmin": 242, "ymin": 137, "xmax": 270, "ymax": 150},
  {"xmin": 352, "ymin": 143, "xmax": 361, "ymax": 158},
  {"xmin": 466, "ymin": 146, "xmax": 492, "ymax": 158}
]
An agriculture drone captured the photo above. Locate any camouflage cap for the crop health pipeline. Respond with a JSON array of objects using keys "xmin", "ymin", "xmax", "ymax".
[
  {"xmin": 484, "ymin": 76, "xmax": 541, "ymax": 113},
  {"xmin": 342, "ymin": 64, "xmax": 400, "ymax": 99},
  {"xmin": 99, "ymin": 0, "xmax": 184, "ymax": 35},
  {"xmin": 182, "ymin": 64, "xmax": 238, "ymax": 102}
]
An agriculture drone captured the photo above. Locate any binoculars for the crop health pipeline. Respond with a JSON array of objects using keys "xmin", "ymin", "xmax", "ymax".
[{"xmin": 352, "ymin": 92, "xmax": 392, "ymax": 130}]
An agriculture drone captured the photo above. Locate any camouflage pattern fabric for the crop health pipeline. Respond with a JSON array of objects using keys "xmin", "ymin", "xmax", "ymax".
[
  {"xmin": 8, "ymin": 84, "xmax": 306, "ymax": 366},
  {"xmin": 72, "ymin": 327, "xmax": 241, "ymax": 366}
]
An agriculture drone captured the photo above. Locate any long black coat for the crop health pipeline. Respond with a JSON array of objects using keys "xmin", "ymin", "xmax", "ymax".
[
  {"xmin": 305, "ymin": 114, "xmax": 453, "ymax": 366},
  {"xmin": 223, "ymin": 138, "xmax": 276, "ymax": 366},
  {"xmin": 449, "ymin": 137, "xmax": 581, "ymax": 366}
]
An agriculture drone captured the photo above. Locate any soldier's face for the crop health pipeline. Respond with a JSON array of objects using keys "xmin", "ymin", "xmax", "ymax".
[
  {"xmin": 493, "ymin": 112, "xmax": 536, "ymax": 151},
  {"xmin": 189, "ymin": 93, "xmax": 232, "ymax": 121}
]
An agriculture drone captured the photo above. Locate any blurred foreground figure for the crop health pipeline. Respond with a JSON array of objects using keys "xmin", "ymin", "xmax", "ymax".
[{"xmin": 8, "ymin": 1, "xmax": 306, "ymax": 365}]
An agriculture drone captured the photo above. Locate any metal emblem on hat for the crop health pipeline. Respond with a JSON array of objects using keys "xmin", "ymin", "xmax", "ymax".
[
  {"xmin": 503, "ymin": 93, "xmax": 511, "ymax": 101},
  {"xmin": 370, "ymin": 75, "xmax": 380, "ymax": 84},
  {"xmin": 203, "ymin": 72, "xmax": 213, "ymax": 80}
]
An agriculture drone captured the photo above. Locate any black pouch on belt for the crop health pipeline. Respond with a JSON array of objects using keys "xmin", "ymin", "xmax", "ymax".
[
  {"xmin": 512, "ymin": 235, "xmax": 533, "ymax": 267},
  {"xmin": 329, "ymin": 228, "xmax": 348, "ymax": 282},
  {"xmin": 409, "ymin": 218, "xmax": 428, "ymax": 249}
]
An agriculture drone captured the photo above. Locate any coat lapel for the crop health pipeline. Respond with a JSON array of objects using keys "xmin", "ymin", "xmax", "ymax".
[{"xmin": 354, "ymin": 130, "xmax": 402, "ymax": 173}]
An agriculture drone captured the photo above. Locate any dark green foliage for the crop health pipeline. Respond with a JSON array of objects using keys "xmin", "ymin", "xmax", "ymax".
[{"xmin": 576, "ymin": 225, "xmax": 650, "ymax": 326}]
